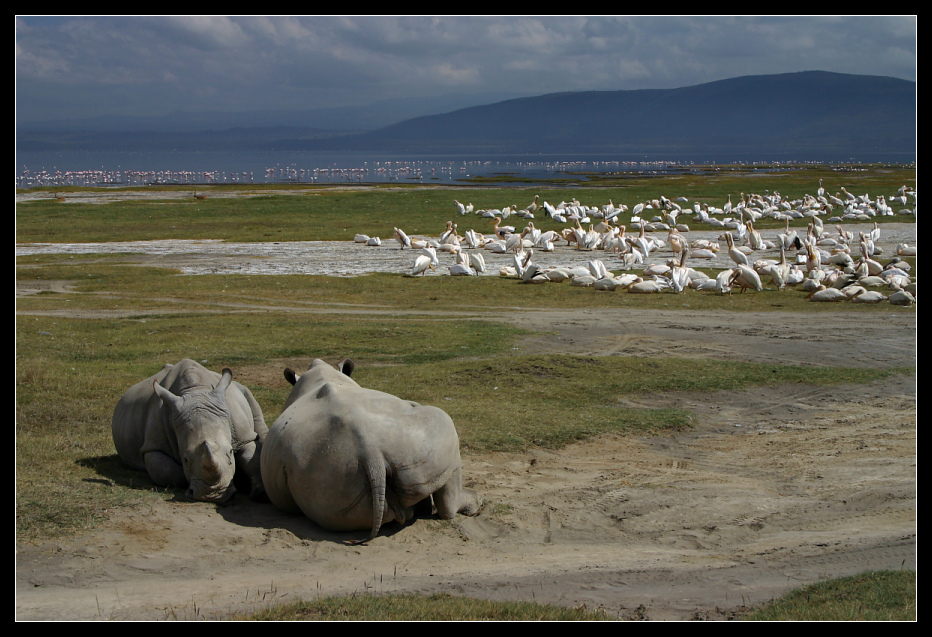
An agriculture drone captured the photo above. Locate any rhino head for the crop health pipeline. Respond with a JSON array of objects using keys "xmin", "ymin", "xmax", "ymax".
[{"xmin": 154, "ymin": 368, "xmax": 238, "ymax": 503}]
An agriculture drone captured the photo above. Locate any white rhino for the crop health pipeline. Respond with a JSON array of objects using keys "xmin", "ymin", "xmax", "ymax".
[
  {"xmin": 261, "ymin": 358, "xmax": 481, "ymax": 543},
  {"xmin": 112, "ymin": 359, "xmax": 268, "ymax": 503}
]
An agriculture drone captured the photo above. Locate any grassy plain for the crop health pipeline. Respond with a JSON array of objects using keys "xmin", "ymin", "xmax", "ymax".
[{"xmin": 16, "ymin": 166, "xmax": 916, "ymax": 619}]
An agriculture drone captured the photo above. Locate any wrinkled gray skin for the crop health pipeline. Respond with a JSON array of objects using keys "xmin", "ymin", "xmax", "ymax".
[
  {"xmin": 261, "ymin": 358, "xmax": 481, "ymax": 543},
  {"xmin": 112, "ymin": 359, "xmax": 268, "ymax": 503}
]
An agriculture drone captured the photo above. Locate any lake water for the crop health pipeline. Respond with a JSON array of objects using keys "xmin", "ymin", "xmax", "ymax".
[{"xmin": 15, "ymin": 150, "xmax": 915, "ymax": 189}]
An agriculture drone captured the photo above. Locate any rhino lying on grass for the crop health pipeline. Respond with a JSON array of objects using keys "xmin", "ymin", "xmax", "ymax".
[
  {"xmin": 261, "ymin": 358, "xmax": 481, "ymax": 543},
  {"xmin": 112, "ymin": 359, "xmax": 268, "ymax": 503}
]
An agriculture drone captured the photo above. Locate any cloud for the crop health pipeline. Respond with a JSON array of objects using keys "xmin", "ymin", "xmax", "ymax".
[{"xmin": 15, "ymin": 16, "xmax": 916, "ymax": 122}]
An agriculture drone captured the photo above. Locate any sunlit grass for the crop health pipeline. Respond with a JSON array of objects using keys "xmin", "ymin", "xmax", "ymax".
[
  {"xmin": 238, "ymin": 592, "xmax": 616, "ymax": 621},
  {"xmin": 742, "ymin": 570, "xmax": 916, "ymax": 621},
  {"xmin": 357, "ymin": 354, "xmax": 902, "ymax": 452}
]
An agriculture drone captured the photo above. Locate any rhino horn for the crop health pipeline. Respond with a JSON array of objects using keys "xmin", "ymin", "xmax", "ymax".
[
  {"xmin": 153, "ymin": 380, "xmax": 184, "ymax": 413},
  {"xmin": 284, "ymin": 368, "xmax": 299, "ymax": 386},
  {"xmin": 200, "ymin": 441, "xmax": 222, "ymax": 483},
  {"xmin": 213, "ymin": 368, "xmax": 233, "ymax": 397}
]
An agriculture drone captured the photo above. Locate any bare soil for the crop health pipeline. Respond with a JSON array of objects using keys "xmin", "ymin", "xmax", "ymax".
[{"xmin": 16, "ymin": 195, "xmax": 916, "ymax": 620}]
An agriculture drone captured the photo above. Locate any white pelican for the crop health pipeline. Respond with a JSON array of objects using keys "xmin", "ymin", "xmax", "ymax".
[
  {"xmin": 887, "ymin": 288, "xmax": 916, "ymax": 306},
  {"xmin": 896, "ymin": 243, "xmax": 917, "ymax": 257},
  {"xmin": 593, "ymin": 277, "xmax": 623, "ymax": 291},
  {"xmin": 449, "ymin": 251, "xmax": 474, "ymax": 276},
  {"xmin": 746, "ymin": 221, "xmax": 765, "ymax": 251},
  {"xmin": 570, "ymin": 274, "xmax": 597, "ymax": 287},
  {"xmin": 730, "ymin": 264, "xmax": 763, "ymax": 293},
  {"xmin": 776, "ymin": 218, "xmax": 801, "ymax": 251},
  {"xmin": 512, "ymin": 249, "xmax": 534, "ymax": 279},
  {"xmin": 859, "ymin": 242, "xmax": 884, "ymax": 276},
  {"xmin": 484, "ymin": 240, "xmax": 508, "ymax": 254},
  {"xmin": 463, "ymin": 229, "xmax": 484, "ymax": 249},
  {"xmin": 758, "ymin": 247, "xmax": 791, "ymax": 290},
  {"xmin": 667, "ymin": 249, "xmax": 691, "ymax": 293},
  {"xmin": 643, "ymin": 263, "xmax": 671, "ymax": 277},
  {"xmin": 667, "ymin": 229, "xmax": 687, "ymax": 256},
  {"xmin": 804, "ymin": 242, "xmax": 822, "ymax": 273},
  {"xmin": 393, "ymin": 227, "xmax": 411, "ymax": 250},
  {"xmin": 524, "ymin": 195, "xmax": 539, "ymax": 216},
  {"xmin": 439, "ymin": 220, "xmax": 458, "ymax": 244},
  {"xmin": 543, "ymin": 268, "xmax": 573, "ymax": 283},
  {"xmin": 724, "ymin": 232, "xmax": 749, "ymax": 267},
  {"xmin": 421, "ymin": 246, "xmax": 439, "ymax": 268},
  {"xmin": 411, "ymin": 255, "xmax": 434, "ymax": 277},
  {"xmin": 588, "ymin": 259, "xmax": 610, "ymax": 280},
  {"xmin": 490, "ymin": 217, "xmax": 515, "ymax": 239},
  {"xmin": 470, "ymin": 252, "xmax": 486, "ymax": 274},
  {"xmin": 626, "ymin": 277, "xmax": 670, "ymax": 294},
  {"xmin": 804, "ymin": 284, "xmax": 847, "ymax": 302}
]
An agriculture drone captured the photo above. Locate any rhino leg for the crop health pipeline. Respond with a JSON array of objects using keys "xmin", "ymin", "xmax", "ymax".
[
  {"xmin": 384, "ymin": 488, "xmax": 416, "ymax": 527},
  {"xmin": 143, "ymin": 450, "xmax": 186, "ymax": 488},
  {"xmin": 432, "ymin": 467, "xmax": 482, "ymax": 519},
  {"xmin": 236, "ymin": 440, "xmax": 268, "ymax": 502}
]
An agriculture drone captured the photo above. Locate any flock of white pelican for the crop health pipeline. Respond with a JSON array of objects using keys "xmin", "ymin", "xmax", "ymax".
[{"xmin": 350, "ymin": 183, "xmax": 916, "ymax": 306}]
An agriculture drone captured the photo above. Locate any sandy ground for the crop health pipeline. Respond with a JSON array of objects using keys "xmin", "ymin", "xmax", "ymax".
[{"xmin": 16, "ymin": 193, "xmax": 916, "ymax": 620}]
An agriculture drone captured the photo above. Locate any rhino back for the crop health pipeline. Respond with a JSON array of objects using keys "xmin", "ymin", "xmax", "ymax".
[
  {"xmin": 262, "ymin": 392, "xmax": 370, "ymax": 524},
  {"xmin": 262, "ymin": 382, "xmax": 462, "ymax": 531}
]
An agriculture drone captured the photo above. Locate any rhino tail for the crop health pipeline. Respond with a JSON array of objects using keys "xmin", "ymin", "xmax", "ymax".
[{"xmin": 351, "ymin": 449, "xmax": 389, "ymax": 545}]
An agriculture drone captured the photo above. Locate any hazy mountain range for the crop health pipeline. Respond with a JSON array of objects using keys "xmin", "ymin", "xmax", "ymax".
[{"xmin": 16, "ymin": 71, "xmax": 916, "ymax": 157}]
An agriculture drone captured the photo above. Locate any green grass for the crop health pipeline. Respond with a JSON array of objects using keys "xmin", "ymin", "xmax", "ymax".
[
  {"xmin": 355, "ymin": 354, "xmax": 902, "ymax": 452},
  {"xmin": 742, "ymin": 570, "xmax": 916, "ymax": 621},
  {"xmin": 237, "ymin": 592, "xmax": 616, "ymax": 621}
]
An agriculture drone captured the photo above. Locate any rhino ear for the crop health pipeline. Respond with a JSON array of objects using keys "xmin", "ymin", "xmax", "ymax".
[
  {"xmin": 153, "ymin": 380, "xmax": 184, "ymax": 413},
  {"xmin": 284, "ymin": 368, "xmax": 299, "ymax": 386},
  {"xmin": 337, "ymin": 358, "xmax": 355, "ymax": 378},
  {"xmin": 213, "ymin": 368, "xmax": 234, "ymax": 396}
]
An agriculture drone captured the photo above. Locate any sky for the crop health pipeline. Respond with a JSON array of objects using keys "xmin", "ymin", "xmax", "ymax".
[{"xmin": 15, "ymin": 16, "xmax": 917, "ymax": 124}]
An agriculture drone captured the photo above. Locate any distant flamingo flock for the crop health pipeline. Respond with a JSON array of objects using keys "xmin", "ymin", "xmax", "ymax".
[{"xmin": 18, "ymin": 158, "xmax": 742, "ymax": 188}]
